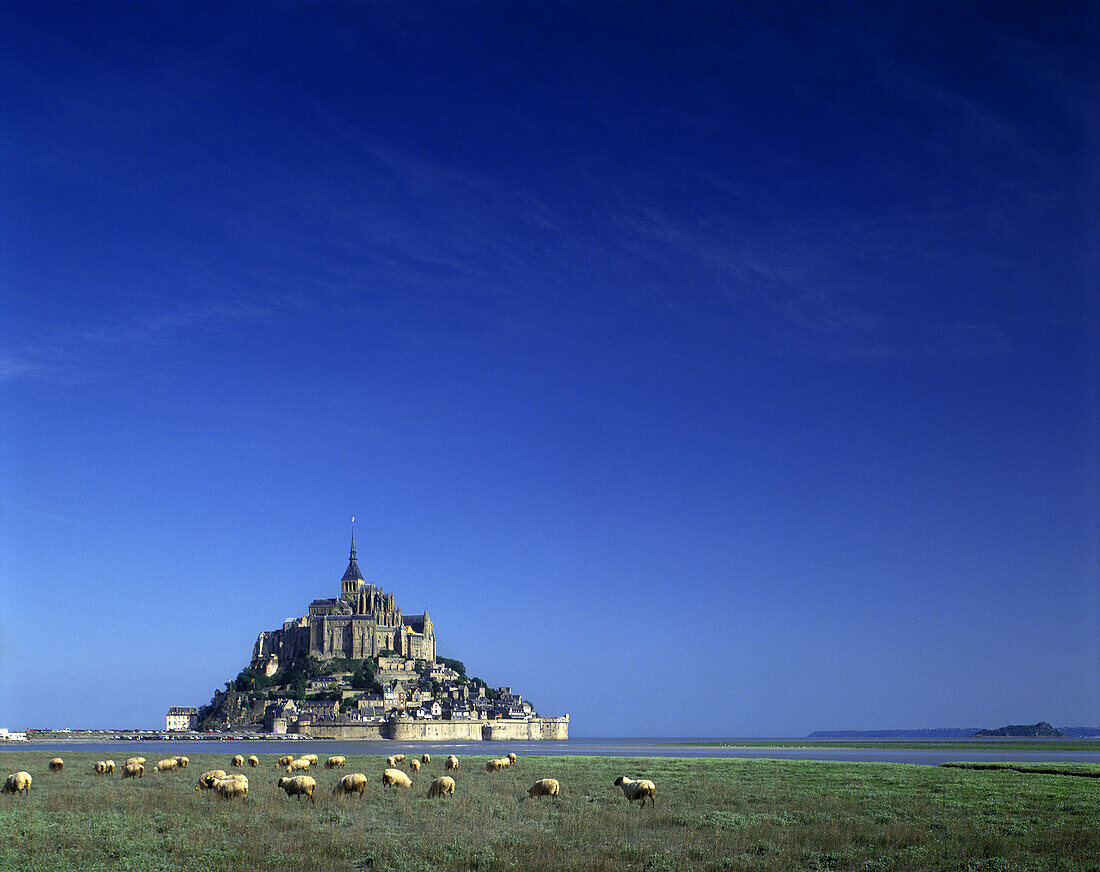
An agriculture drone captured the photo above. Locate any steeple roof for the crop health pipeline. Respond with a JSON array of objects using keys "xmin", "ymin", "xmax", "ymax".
[{"xmin": 343, "ymin": 524, "xmax": 364, "ymax": 582}]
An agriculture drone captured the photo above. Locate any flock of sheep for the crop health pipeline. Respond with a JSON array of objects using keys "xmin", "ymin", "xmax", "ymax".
[{"xmin": 2, "ymin": 752, "xmax": 656, "ymax": 808}]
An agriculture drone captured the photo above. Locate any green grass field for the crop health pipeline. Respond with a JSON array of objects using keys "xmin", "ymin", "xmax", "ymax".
[{"xmin": 1, "ymin": 751, "xmax": 1097, "ymax": 871}]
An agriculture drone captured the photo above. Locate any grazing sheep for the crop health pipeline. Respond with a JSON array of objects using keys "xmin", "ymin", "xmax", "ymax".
[
  {"xmin": 524, "ymin": 778, "xmax": 560, "ymax": 800},
  {"xmin": 382, "ymin": 768, "xmax": 412, "ymax": 789},
  {"xmin": 2, "ymin": 772, "xmax": 32, "ymax": 795},
  {"xmin": 47, "ymin": 758, "xmax": 64, "ymax": 772},
  {"xmin": 286, "ymin": 758, "xmax": 311, "ymax": 773},
  {"xmin": 507, "ymin": 753, "xmax": 517, "ymax": 765},
  {"xmin": 247, "ymin": 755, "xmax": 259, "ymax": 768},
  {"xmin": 155, "ymin": 758, "xmax": 179, "ymax": 773},
  {"xmin": 427, "ymin": 776, "xmax": 455, "ymax": 798},
  {"xmin": 422, "ymin": 774, "xmax": 453, "ymax": 796},
  {"xmin": 421, "ymin": 754, "xmax": 431, "ymax": 764},
  {"xmin": 386, "ymin": 755, "xmax": 397, "ymax": 768},
  {"xmin": 196, "ymin": 769, "xmax": 228, "ymax": 790},
  {"xmin": 325, "ymin": 756, "xmax": 346, "ymax": 769},
  {"xmin": 231, "ymin": 755, "xmax": 245, "ymax": 768},
  {"xmin": 332, "ymin": 772, "xmax": 369, "ymax": 798},
  {"xmin": 278, "ymin": 755, "xmax": 294, "ymax": 767},
  {"xmin": 486, "ymin": 758, "xmax": 506, "ymax": 772},
  {"xmin": 277, "ymin": 775, "xmax": 317, "ymax": 804},
  {"xmin": 409, "ymin": 760, "xmax": 420, "ymax": 773},
  {"xmin": 302, "ymin": 754, "xmax": 319, "ymax": 765},
  {"xmin": 393, "ymin": 754, "xmax": 406, "ymax": 763},
  {"xmin": 95, "ymin": 761, "xmax": 107, "ymax": 775},
  {"xmin": 174, "ymin": 756, "xmax": 189, "ymax": 769},
  {"xmin": 104, "ymin": 760, "xmax": 115, "ymax": 774},
  {"xmin": 126, "ymin": 757, "xmax": 145, "ymax": 766},
  {"xmin": 613, "ymin": 776, "xmax": 656, "ymax": 807},
  {"xmin": 445, "ymin": 755, "xmax": 459, "ymax": 771},
  {"xmin": 122, "ymin": 762, "xmax": 144, "ymax": 779},
  {"xmin": 212, "ymin": 774, "xmax": 248, "ymax": 800}
]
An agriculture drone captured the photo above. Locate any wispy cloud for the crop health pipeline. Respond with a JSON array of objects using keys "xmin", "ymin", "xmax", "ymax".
[{"xmin": 1, "ymin": 296, "xmax": 278, "ymax": 386}]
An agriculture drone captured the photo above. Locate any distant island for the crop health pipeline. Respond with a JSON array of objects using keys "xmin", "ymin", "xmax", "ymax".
[
  {"xmin": 970, "ymin": 722, "xmax": 1064, "ymax": 738},
  {"xmin": 810, "ymin": 723, "xmax": 1098, "ymax": 739},
  {"xmin": 175, "ymin": 529, "xmax": 568, "ymax": 741}
]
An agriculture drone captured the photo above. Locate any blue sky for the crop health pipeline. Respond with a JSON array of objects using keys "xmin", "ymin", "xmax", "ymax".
[{"xmin": 1, "ymin": 1, "xmax": 1096, "ymax": 736}]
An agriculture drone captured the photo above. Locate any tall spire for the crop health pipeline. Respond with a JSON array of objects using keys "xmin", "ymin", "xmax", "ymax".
[{"xmin": 343, "ymin": 517, "xmax": 364, "ymax": 583}]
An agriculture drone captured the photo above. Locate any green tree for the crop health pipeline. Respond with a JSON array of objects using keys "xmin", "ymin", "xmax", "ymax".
[
  {"xmin": 437, "ymin": 656, "xmax": 466, "ymax": 678},
  {"xmin": 350, "ymin": 658, "xmax": 377, "ymax": 691},
  {"xmin": 234, "ymin": 668, "xmax": 266, "ymax": 692}
]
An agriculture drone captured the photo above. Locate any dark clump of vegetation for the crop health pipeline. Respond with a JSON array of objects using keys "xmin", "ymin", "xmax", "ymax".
[
  {"xmin": 349, "ymin": 658, "xmax": 382, "ymax": 694},
  {"xmin": 942, "ymin": 761, "xmax": 1100, "ymax": 778},
  {"xmin": 436, "ymin": 656, "xmax": 466, "ymax": 678},
  {"xmin": 1, "ymin": 752, "xmax": 1097, "ymax": 872}
]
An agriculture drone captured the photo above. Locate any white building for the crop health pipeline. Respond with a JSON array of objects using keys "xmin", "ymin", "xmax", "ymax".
[{"xmin": 165, "ymin": 706, "xmax": 199, "ymax": 731}]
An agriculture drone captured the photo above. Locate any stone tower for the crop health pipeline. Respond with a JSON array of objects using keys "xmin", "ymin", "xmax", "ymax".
[{"xmin": 341, "ymin": 525, "xmax": 365, "ymax": 600}]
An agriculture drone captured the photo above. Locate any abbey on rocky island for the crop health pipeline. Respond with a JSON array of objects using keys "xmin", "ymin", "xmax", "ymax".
[{"xmin": 251, "ymin": 530, "xmax": 436, "ymax": 674}]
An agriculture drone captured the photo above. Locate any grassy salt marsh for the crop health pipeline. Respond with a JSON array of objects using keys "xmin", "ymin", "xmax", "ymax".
[{"xmin": 1, "ymin": 751, "xmax": 1097, "ymax": 871}]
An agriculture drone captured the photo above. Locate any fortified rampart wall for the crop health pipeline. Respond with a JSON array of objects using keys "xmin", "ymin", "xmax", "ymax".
[
  {"xmin": 298, "ymin": 715, "xmax": 568, "ymax": 741},
  {"xmin": 301, "ymin": 721, "xmax": 388, "ymax": 740}
]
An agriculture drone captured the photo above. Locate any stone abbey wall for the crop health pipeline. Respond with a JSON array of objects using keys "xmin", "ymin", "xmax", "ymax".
[{"xmin": 300, "ymin": 715, "xmax": 569, "ymax": 741}]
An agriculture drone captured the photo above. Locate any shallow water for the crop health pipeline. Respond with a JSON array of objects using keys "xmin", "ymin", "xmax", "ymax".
[{"xmin": 4, "ymin": 736, "xmax": 1098, "ymax": 767}]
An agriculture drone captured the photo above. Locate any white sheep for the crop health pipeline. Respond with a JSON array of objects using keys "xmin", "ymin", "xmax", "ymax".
[
  {"xmin": 122, "ymin": 762, "xmax": 144, "ymax": 779},
  {"xmin": 325, "ymin": 755, "xmax": 346, "ymax": 769},
  {"xmin": 277, "ymin": 775, "xmax": 317, "ymax": 804},
  {"xmin": 94, "ymin": 761, "xmax": 107, "ymax": 775},
  {"xmin": 486, "ymin": 758, "xmax": 506, "ymax": 772},
  {"xmin": 196, "ymin": 769, "xmax": 228, "ymax": 790},
  {"xmin": 332, "ymin": 772, "xmax": 368, "ymax": 798},
  {"xmin": 104, "ymin": 760, "xmax": 115, "ymax": 774},
  {"xmin": 2, "ymin": 772, "xmax": 32, "ymax": 795},
  {"xmin": 231, "ymin": 754, "xmax": 245, "ymax": 768},
  {"xmin": 524, "ymin": 778, "xmax": 560, "ymax": 800},
  {"xmin": 613, "ymin": 776, "xmax": 656, "ymax": 807},
  {"xmin": 421, "ymin": 754, "xmax": 431, "ymax": 764},
  {"xmin": 277, "ymin": 755, "xmax": 294, "ymax": 767},
  {"xmin": 445, "ymin": 755, "xmax": 459, "ymax": 771},
  {"xmin": 507, "ymin": 753, "xmax": 517, "ymax": 765},
  {"xmin": 427, "ymin": 775, "xmax": 455, "ymax": 798},
  {"xmin": 47, "ymin": 758, "xmax": 64, "ymax": 772},
  {"xmin": 386, "ymin": 755, "xmax": 397, "ymax": 768},
  {"xmin": 174, "ymin": 756, "xmax": 190, "ymax": 769},
  {"xmin": 155, "ymin": 758, "xmax": 179, "ymax": 773},
  {"xmin": 212, "ymin": 774, "xmax": 248, "ymax": 800},
  {"xmin": 302, "ymin": 754, "xmax": 319, "ymax": 766},
  {"xmin": 286, "ymin": 758, "xmax": 311, "ymax": 773},
  {"xmin": 393, "ymin": 754, "xmax": 406, "ymax": 763},
  {"xmin": 409, "ymin": 760, "xmax": 420, "ymax": 773},
  {"xmin": 382, "ymin": 768, "xmax": 412, "ymax": 789},
  {"xmin": 126, "ymin": 757, "xmax": 145, "ymax": 766},
  {"xmin": 247, "ymin": 755, "xmax": 259, "ymax": 768}
]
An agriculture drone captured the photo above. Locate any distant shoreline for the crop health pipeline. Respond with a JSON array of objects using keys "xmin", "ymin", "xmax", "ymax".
[{"xmin": 671, "ymin": 739, "xmax": 1100, "ymax": 752}]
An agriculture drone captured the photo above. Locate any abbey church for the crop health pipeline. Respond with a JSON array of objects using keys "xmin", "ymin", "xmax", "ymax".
[{"xmin": 251, "ymin": 531, "xmax": 436, "ymax": 673}]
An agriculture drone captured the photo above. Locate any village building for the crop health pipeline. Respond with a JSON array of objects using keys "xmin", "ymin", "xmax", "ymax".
[{"xmin": 165, "ymin": 706, "xmax": 198, "ymax": 731}]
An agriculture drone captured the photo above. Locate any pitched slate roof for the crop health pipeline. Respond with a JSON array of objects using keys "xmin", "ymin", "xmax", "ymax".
[{"xmin": 343, "ymin": 528, "xmax": 365, "ymax": 581}]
